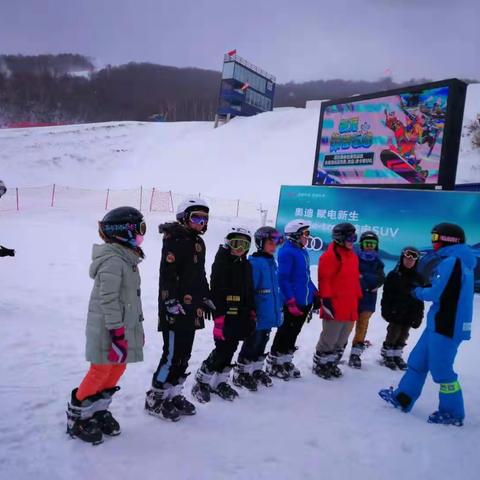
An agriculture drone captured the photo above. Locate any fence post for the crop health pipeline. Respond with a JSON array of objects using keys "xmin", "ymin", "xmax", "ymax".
[
  {"xmin": 169, "ymin": 191, "xmax": 174, "ymax": 213},
  {"xmin": 149, "ymin": 188, "xmax": 155, "ymax": 212},
  {"xmin": 105, "ymin": 188, "xmax": 110, "ymax": 211},
  {"xmin": 139, "ymin": 186, "xmax": 143, "ymax": 211},
  {"xmin": 16, "ymin": 187, "xmax": 19, "ymax": 211},
  {"xmin": 50, "ymin": 184, "xmax": 56, "ymax": 207},
  {"xmin": 236, "ymin": 199, "xmax": 240, "ymax": 218}
]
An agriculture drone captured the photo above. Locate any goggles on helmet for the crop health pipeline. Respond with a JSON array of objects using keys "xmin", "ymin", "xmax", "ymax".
[
  {"xmin": 403, "ymin": 249, "xmax": 419, "ymax": 260},
  {"xmin": 226, "ymin": 237, "xmax": 251, "ymax": 252}
]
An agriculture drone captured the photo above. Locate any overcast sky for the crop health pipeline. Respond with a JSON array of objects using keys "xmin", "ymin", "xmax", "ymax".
[{"xmin": 1, "ymin": 0, "xmax": 478, "ymax": 83}]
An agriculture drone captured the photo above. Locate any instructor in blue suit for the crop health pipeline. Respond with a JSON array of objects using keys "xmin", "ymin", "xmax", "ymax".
[{"xmin": 379, "ymin": 223, "xmax": 476, "ymax": 426}]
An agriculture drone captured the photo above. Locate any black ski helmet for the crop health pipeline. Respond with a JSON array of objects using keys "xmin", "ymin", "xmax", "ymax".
[
  {"xmin": 254, "ymin": 226, "xmax": 284, "ymax": 250},
  {"xmin": 332, "ymin": 223, "xmax": 357, "ymax": 245},
  {"xmin": 99, "ymin": 206, "xmax": 146, "ymax": 249},
  {"xmin": 431, "ymin": 223, "xmax": 465, "ymax": 246},
  {"xmin": 0, "ymin": 180, "xmax": 6, "ymax": 198},
  {"xmin": 359, "ymin": 231, "xmax": 379, "ymax": 250}
]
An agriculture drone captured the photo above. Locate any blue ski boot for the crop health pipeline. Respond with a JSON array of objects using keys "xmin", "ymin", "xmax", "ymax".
[
  {"xmin": 378, "ymin": 387, "xmax": 407, "ymax": 411},
  {"xmin": 428, "ymin": 411, "xmax": 463, "ymax": 427}
]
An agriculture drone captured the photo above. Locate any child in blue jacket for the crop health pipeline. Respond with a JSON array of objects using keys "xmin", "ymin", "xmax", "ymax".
[
  {"xmin": 237, "ymin": 227, "xmax": 284, "ymax": 387},
  {"xmin": 266, "ymin": 220, "xmax": 319, "ymax": 379},
  {"xmin": 380, "ymin": 223, "xmax": 476, "ymax": 426},
  {"xmin": 349, "ymin": 231, "xmax": 385, "ymax": 369}
]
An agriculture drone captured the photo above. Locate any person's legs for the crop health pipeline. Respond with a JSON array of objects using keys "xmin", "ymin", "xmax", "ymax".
[
  {"xmin": 102, "ymin": 364, "xmax": 127, "ymax": 390},
  {"xmin": 392, "ymin": 330, "xmax": 430, "ymax": 411},
  {"xmin": 77, "ymin": 364, "xmax": 115, "ymax": 401},
  {"xmin": 352, "ymin": 311, "xmax": 372, "ymax": 345},
  {"xmin": 271, "ymin": 308, "xmax": 307, "ymax": 355},
  {"xmin": 429, "ymin": 333, "xmax": 464, "ymax": 420}
]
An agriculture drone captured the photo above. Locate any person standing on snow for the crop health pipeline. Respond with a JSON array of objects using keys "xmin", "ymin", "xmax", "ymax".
[
  {"xmin": 379, "ymin": 223, "xmax": 476, "ymax": 426},
  {"xmin": 237, "ymin": 226, "xmax": 285, "ymax": 388},
  {"xmin": 191, "ymin": 226, "xmax": 256, "ymax": 403},
  {"xmin": 313, "ymin": 223, "xmax": 362, "ymax": 379},
  {"xmin": 145, "ymin": 198, "xmax": 214, "ymax": 422},
  {"xmin": 0, "ymin": 180, "xmax": 15, "ymax": 257},
  {"xmin": 348, "ymin": 231, "xmax": 385, "ymax": 369},
  {"xmin": 266, "ymin": 220, "xmax": 319, "ymax": 380},
  {"xmin": 379, "ymin": 247, "xmax": 425, "ymax": 370},
  {"xmin": 66, "ymin": 207, "xmax": 146, "ymax": 445}
]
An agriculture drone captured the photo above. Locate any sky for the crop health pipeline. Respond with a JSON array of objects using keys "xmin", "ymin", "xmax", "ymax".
[{"xmin": 0, "ymin": 0, "xmax": 478, "ymax": 83}]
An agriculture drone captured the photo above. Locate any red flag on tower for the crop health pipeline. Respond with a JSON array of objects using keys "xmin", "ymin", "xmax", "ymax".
[{"xmin": 227, "ymin": 49, "xmax": 237, "ymax": 57}]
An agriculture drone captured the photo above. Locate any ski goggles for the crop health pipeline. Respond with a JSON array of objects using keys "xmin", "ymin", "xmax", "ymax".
[
  {"xmin": 268, "ymin": 232, "xmax": 285, "ymax": 245},
  {"xmin": 101, "ymin": 220, "xmax": 146, "ymax": 236},
  {"xmin": 189, "ymin": 211, "xmax": 209, "ymax": 226},
  {"xmin": 226, "ymin": 237, "xmax": 251, "ymax": 252},
  {"xmin": 431, "ymin": 232, "xmax": 460, "ymax": 244},
  {"xmin": 345, "ymin": 233, "xmax": 358, "ymax": 243},
  {"xmin": 403, "ymin": 249, "xmax": 419, "ymax": 260},
  {"xmin": 361, "ymin": 239, "xmax": 378, "ymax": 249}
]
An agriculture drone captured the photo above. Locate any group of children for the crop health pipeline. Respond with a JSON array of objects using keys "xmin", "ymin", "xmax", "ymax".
[{"xmin": 66, "ymin": 197, "xmax": 475, "ymax": 444}]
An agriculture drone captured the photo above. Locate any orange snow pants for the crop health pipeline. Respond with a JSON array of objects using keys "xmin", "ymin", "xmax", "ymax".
[{"xmin": 76, "ymin": 364, "xmax": 127, "ymax": 401}]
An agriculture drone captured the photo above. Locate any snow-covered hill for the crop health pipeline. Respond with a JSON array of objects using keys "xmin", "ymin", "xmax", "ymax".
[{"xmin": 0, "ymin": 86, "xmax": 479, "ymax": 480}]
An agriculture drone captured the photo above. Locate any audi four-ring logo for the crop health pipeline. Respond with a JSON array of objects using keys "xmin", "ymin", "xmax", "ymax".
[{"xmin": 306, "ymin": 236, "xmax": 324, "ymax": 251}]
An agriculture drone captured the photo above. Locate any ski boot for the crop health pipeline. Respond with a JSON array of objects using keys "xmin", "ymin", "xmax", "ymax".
[
  {"xmin": 378, "ymin": 387, "xmax": 409, "ymax": 412},
  {"xmin": 266, "ymin": 352, "xmax": 290, "ymax": 380},
  {"xmin": 348, "ymin": 343, "xmax": 364, "ymax": 369},
  {"xmin": 145, "ymin": 384, "xmax": 181, "ymax": 422},
  {"xmin": 93, "ymin": 386, "xmax": 121, "ymax": 436},
  {"xmin": 282, "ymin": 351, "xmax": 301, "ymax": 379},
  {"xmin": 171, "ymin": 375, "xmax": 196, "ymax": 415},
  {"xmin": 210, "ymin": 367, "xmax": 239, "ymax": 401},
  {"xmin": 328, "ymin": 362, "xmax": 343, "ymax": 378},
  {"xmin": 233, "ymin": 361, "xmax": 258, "ymax": 392},
  {"xmin": 382, "ymin": 345, "xmax": 397, "ymax": 370},
  {"xmin": 393, "ymin": 348, "xmax": 407, "ymax": 371},
  {"xmin": 252, "ymin": 355, "xmax": 273, "ymax": 387},
  {"xmin": 191, "ymin": 363, "xmax": 214, "ymax": 404},
  {"xmin": 312, "ymin": 352, "xmax": 332, "ymax": 380},
  {"xmin": 66, "ymin": 389, "xmax": 103, "ymax": 445},
  {"xmin": 428, "ymin": 411, "xmax": 463, "ymax": 427}
]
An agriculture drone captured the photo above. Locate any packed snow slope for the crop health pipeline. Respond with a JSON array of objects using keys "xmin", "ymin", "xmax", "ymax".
[
  {"xmin": 0, "ymin": 209, "xmax": 479, "ymax": 480},
  {"xmin": 2, "ymin": 83, "xmax": 480, "ymax": 205}
]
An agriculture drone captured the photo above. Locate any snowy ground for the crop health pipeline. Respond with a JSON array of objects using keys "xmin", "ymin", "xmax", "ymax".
[{"xmin": 1, "ymin": 208, "xmax": 479, "ymax": 480}]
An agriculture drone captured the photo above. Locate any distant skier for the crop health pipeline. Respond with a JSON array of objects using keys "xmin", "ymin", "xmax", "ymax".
[
  {"xmin": 313, "ymin": 223, "xmax": 362, "ymax": 379},
  {"xmin": 66, "ymin": 207, "xmax": 146, "ymax": 445},
  {"xmin": 145, "ymin": 198, "xmax": 213, "ymax": 421},
  {"xmin": 191, "ymin": 226, "xmax": 256, "ymax": 403},
  {"xmin": 267, "ymin": 220, "xmax": 319, "ymax": 380},
  {"xmin": 237, "ymin": 227, "xmax": 285, "ymax": 388},
  {"xmin": 379, "ymin": 223, "xmax": 476, "ymax": 426},
  {"xmin": 348, "ymin": 231, "xmax": 385, "ymax": 369},
  {"xmin": 380, "ymin": 247, "xmax": 425, "ymax": 370}
]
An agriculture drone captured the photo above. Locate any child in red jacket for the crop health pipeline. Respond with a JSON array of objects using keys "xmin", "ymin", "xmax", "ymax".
[{"xmin": 313, "ymin": 223, "xmax": 362, "ymax": 379}]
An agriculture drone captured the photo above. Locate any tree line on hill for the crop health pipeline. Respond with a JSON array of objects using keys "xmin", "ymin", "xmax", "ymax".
[{"xmin": 0, "ymin": 53, "xmax": 474, "ymax": 125}]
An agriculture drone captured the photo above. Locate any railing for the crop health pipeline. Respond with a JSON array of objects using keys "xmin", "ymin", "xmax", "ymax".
[
  {"xmin": 0, "ymin": 184, "xmax": 277, "ymax": 223},
  {"xmin": 223, "ymin": 54, "xmax": 276, "ymax": 83}
]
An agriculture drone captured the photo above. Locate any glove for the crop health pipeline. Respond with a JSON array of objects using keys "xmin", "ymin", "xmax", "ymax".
[
  {"xmin": 165, "ymin": 299, "xmax": 186, "ymax": 323},
  {"xmin": 107, "ymin": 326, "xmax": 128, "ymax": 363},
  {"xmin": 321, "ymin": 298, "xmax": 335, "ymax": 321},
  {"xmin": 286, "ymin": 298, "xmax": 303, "ymax": 317},
  {"xmin": 0, "ymin": 246, "xmax": 15, "ymax": 257},
  {"xmin": 202, "ymin": 298, "xmax": 216, "ymax": 321},
  {"xmin": 213, "ymin": 316, "xmax": 225, "ymax": 341}
]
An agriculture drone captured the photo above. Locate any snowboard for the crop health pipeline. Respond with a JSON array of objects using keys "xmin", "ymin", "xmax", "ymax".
[{"xmin": 380, "ymin": 149, "xmax": 429, "ymax": 184}]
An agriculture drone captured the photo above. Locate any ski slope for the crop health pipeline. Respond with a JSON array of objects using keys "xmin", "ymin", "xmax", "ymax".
[{"xmin": 1, "ymin": 93, "xmax": 479, "ymax": 480}]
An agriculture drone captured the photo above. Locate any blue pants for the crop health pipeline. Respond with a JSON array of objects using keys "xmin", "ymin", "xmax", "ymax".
[
  {"xmin": 238, "ymin": 329, "xmax": 271, "ymax": 362},
  {"xmin": 394, "ymin": 329, "xmax": 464, "ymax": 419}
]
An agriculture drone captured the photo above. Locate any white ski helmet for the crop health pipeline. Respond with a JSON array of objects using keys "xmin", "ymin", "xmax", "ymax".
[
  {"xmin": 284, "ymin": 220, "xmax": 311, "ymax": 236},
  {"xmin": 225, "ymin": 226, "xmax": 252, "ymax": 242},
  {"xmin": 176, "ymin": 197, "xmax": 209, "ymax": 223}
]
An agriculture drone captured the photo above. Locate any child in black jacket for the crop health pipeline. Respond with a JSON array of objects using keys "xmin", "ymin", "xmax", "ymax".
[
  {"xmin": 380, "ymin": 246, "xmax": 425, "ymax": 370},
  {"xmin": 192, "ymin": 226, "xmax": 256, "ymax": 403}
]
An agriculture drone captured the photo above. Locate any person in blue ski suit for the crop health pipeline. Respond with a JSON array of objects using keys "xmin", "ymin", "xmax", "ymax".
[
  {"xmin": 379, "ymin": 223, "xmax": 476, "ymax": 425},
  {"xmin": 237, "ymin": 226, "xmax": 285, "ymax": 387},
  {"xmin": 266, "ymin": 220, "xmax": 319, "ymax": 379}
]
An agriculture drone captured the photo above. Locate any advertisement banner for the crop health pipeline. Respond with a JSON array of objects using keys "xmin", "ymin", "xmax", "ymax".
[{"xmin": 276, "ymin": 185, "xmax": 480, "ymax": 288}]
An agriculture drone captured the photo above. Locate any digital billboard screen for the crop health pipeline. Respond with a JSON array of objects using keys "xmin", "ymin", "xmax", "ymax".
[{"xmin": 312, "ymin": 80, "xmax": 466, "ymax": 189}]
